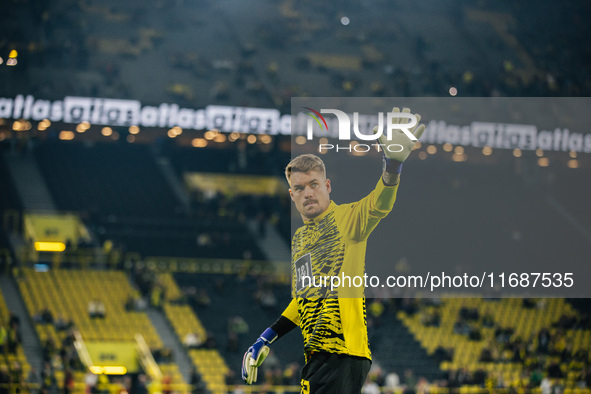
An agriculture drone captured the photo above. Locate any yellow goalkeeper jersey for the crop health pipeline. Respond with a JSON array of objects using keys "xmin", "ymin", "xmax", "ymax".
[{"xmin": 282, "ymin": 178, "xmax": 398, "ymax": 360}]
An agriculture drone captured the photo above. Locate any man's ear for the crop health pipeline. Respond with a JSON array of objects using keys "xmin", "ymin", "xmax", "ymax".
[
  {"xmin": 326, "ymin": 179, "xmax": 331, "ymax": 193},
  {"xmin": 289, "ymin": 188, "xmax": 294, "ymax": 201}
]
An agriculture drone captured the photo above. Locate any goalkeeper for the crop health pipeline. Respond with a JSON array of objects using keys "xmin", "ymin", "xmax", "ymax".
[{"xmin": 242, "ymin": 108, "xmax": 425, "ymax": 394}]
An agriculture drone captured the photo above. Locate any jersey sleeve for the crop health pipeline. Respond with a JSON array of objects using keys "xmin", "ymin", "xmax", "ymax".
[
  {"xmin": 341, "ymin": 178, "xmax": 399, "ymax": 242},
  {"xmin": 281, "ymin": 298, "xmax": 300, "ymax": 326}
]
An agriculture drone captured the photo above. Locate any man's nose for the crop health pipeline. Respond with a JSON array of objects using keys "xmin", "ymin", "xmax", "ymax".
[{"xmin": 304, "ymin": 186, "xmax": 314, "ymax": 197}]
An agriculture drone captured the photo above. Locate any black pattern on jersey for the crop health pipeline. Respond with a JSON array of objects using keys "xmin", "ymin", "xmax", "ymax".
[{"xmin": 291, "ymin": 210, "xmax": 348, "ymax": 354}]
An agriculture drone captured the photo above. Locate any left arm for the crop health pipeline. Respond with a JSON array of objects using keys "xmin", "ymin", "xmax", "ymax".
[
  {"xmin": 344, "ymin": 107, "xmax": 425, "ymax": 240},
  {"xmin": 342, "ymin": 177, "xmax": 399, "ymax": 242}
]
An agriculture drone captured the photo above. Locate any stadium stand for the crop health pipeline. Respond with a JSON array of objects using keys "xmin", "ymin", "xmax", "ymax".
[
  {"xmin": 34, "ymin": 141, "xmax": 181, "ymax": 218},
  {"xmin": 33, "ymin": 140, "xmax": 267, "ymax": 261},
  {"xmin": 1, "ymin": 1, "xmax": 590, "ymax": 392},
  {"xmin": 4, "ymin": 136, "xmax": 591, "ymax": 394},
  {"xmin": 369, "ymin": 304, "xmax": 444, "ymax": 381},
  {"xmin": 173, "ymin": 272, "xmax": 305, "ymax": 386},
  {"xmin": 158, "ymin": 272, "xmax": 230, "ymax": 393},
  {"xmin": 398, "ymin": 297, "xmax": 591, "ymax": 391},
  {"xmin": 0, "ymin": 289, "xmax": 31, "ymax": 392},
  {"xmin": 7, "ymin": 139, "xmax": 591, "ymax": 393},
  {"xmin": 3, "ymin": 1, "xmax": 590, "ymax": 106},
  {"xmin": 16, "ymin": 268, "xmax": 189, "ymax": 392},
  {"xmin": 18, "ymin": 269, "xmax": 162, "ymax": 347},
  {"xmin": 161, "ymin": 143, "xmax": 292, "ymax": 247}
]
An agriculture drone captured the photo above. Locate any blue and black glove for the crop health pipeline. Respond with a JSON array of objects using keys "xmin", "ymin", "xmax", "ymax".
[{"xmin": 241, "ymin": 327, "xmax": 278, "ymax": 385}]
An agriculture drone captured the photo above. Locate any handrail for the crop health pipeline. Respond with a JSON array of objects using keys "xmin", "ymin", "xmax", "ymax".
[
  {"xmin": 18, "ymin": 252, "xmax": 290, "ymax": 282},
  {"xmin": 135, "ymin": 333, "xmax": 162, "ymax": 382},
  {"xmin": 73, "ymin": 330, "xmax": 94, "ymax": 369}
]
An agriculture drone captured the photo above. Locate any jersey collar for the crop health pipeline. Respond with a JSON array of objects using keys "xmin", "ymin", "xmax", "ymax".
[{"xmin": 303, "ymin": 201, "xmax": 337, "ymax": 226}]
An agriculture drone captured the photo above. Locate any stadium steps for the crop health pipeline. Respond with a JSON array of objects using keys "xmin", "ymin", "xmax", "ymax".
[
  {"xmin": 371, "ymin": 312, "xmax": 444, "ymax": 381},
  {"xmin": 0, "ymin": 274, "xmax": 43, "ymax": 372},
  {"xmin": 246, "ymin": 218, "xmax": 290, "ymax": 264},
  {"xmin": 151, "ymin": 151, "xmax": 192, "ymax": 214},
  {"xmin": 4, "ymin": 152, "xmax": 57, "ymax": 212},
  {"xmin": 145, "ymin": 308, "xmax": 193, "ymax": 382}
]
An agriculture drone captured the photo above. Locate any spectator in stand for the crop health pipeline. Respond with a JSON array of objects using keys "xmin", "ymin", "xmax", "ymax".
[
  {"xmin": 481, "ymin": 313, "xmax": 495, "ymax": 328},
  {"xmin": 162, "ymin": 373, "xmax": 172, "ymax": 394},
  {"xmin": 88, "ymin": 300, "xmax": 98, "ymax": 318},
  {"xmin": 540, "ymin": 377, "xmax": 552, "ymax": 394},
  {"xmin": 228, "ymin": 316, "xmax": 249, "ymax": 336},
  {"xmin": 9, "ymin": 361, "xmax": 22, "ymax": 389},
  {"xmin": 133, "ymin": 374, "xmax": 149, "ymax": 394},
  {"xmin": 415, "ymin": 377, "xmax": 430, "ymax": 394},
  {"xmin": 453, "ymin": 317, "xmax": 470, "ymax": 336},
  {"xmin": 42, "ymin": 339, "xmax": 56, "ymax": 365},
  {"xmin": 88, "ymin": 300, "xmax": 106, "ymax": 319},
  {"xmin": 204, "ymin": 332, "xmax": 217, "ymax": 349},
  {"xmin": 195, "ymin": 289, "xmax": 211, "ymax": 308},
  {"xmin": 7, "ymin": 321, "xmax": 21, "ymax": 355},
  {"xmin": 434, "ymin": 346, "xmax": 454, "ymax": 363},
  {"xmin": 0, "ymin": 366, "xmax": 10, "ymax": 394},
  {"xmin": 155, "ymin": 347, "xmax": 173, "ymax": 363},
  {"xmin": 54, "ymin": 315, "xmax": 73, "ymax": 332},
  {"xmin": 282, "ymin": 363, "xmax": 300, "ymax": 386},
  {"xmin": 183, "ymin": 332, "xmax": 204, "ymax": 349},
  {"xmin": 258, "ymin": 288, "xmax": 278, "ymax": 310},
  {"xmin": 384, "ymin": 371, "xmax": 401, "ymax": 393},
  {"xmin": 538, "ymin": 328, "xmax": 551, "ymax": 354},
  {"xmin": 263, "ymin": 368, "xmax": 283, "ymax": 386},
  {"xmin": 0, "ymin": 325, "xmax": 5, "ymax": 353},
  {"xmin": 224, "ymin": 370, "xmax": 239, "ymax": 387},
  {"xmin": 361, "ymin": 376, "xmax": 380, "ymax": 394},
  {"xmin": 402, "ymin": 369, "xmax": 417, "ymax": 393},
  {"xmin": 150, "ymin": 284, "xmax": 165, "ymax": 309},
  {"xmin": 135, "ymin": 296, "xmax": 148, "ymax": 311},
  {"xmin": 97, "ymin": 300, "xmax": 106, "ymax": 318},
  {"xmin": 8, "ymin": 313, "xmax": 19, "ymax": 328},
  {"xmin": 260, "ymin": 348, "xmax": 280, "ymax": 378},
  {"xmin": 227, "ymin": 331, "xmax": 239, "ymax": 353},
  {"xmin": 84, "ymin": 369, "xmax": 98, "ymax": 394},
  {"xmin": 41, "ymin": 363, "xmax": 57, "ymax": 394},
  {"xmin": 26, "ymin": 367, "xmax": 41, "ymax": 394},
  {"xmin": 125, "ymin": 295, "xmax": 135, "ymax": 311},
  {"xmin": 189, "ymin": 367, "xmax": 207, "ymax": 394},
  {"xmin": 448, "ymin": 368, "xmax": 472, "ymax": 389},
  {"xmin": 63, "ymin": 368, "xmax": 74, "ymax": 394},
  {"xmin": 422, "ymin": 309, "xmax": 441, "ymax": 327},
  {"xmin": 368, "ymin": 299, "xmax": 385, "ymax": 328},
  {"xmin": 34, "ymin": 307, "xmax": 54, "ymax": 324}
]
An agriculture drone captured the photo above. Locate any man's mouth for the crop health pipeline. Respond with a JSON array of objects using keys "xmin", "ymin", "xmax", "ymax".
[{"xmin": 304, "ymin": 200, "xmax": 317, "ymax": 207}]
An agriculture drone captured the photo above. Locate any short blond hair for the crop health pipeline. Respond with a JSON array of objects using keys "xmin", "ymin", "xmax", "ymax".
[{"xmin": 285, "ymin": 154, "xmax": 326, "ymax": 183}]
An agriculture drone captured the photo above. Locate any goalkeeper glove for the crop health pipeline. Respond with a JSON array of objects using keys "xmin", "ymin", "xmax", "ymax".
[
  {"xmin": 377, "ymin": 107, "xmax": 425, "ymax": 174},
  {"xmin": 241, "ymin": 327, "xmax": 278, "ymax": 385}
]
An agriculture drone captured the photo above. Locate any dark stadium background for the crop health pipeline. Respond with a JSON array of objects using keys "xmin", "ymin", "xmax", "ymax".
[{"xmin": 1, "ymin": 0, "xmax": 590, "ymax": 393}]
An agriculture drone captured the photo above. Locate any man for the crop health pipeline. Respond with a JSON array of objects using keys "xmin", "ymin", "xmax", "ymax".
[{"xmin": 242, "ymin": 108, "xmax": 425, "ymax": 393}]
